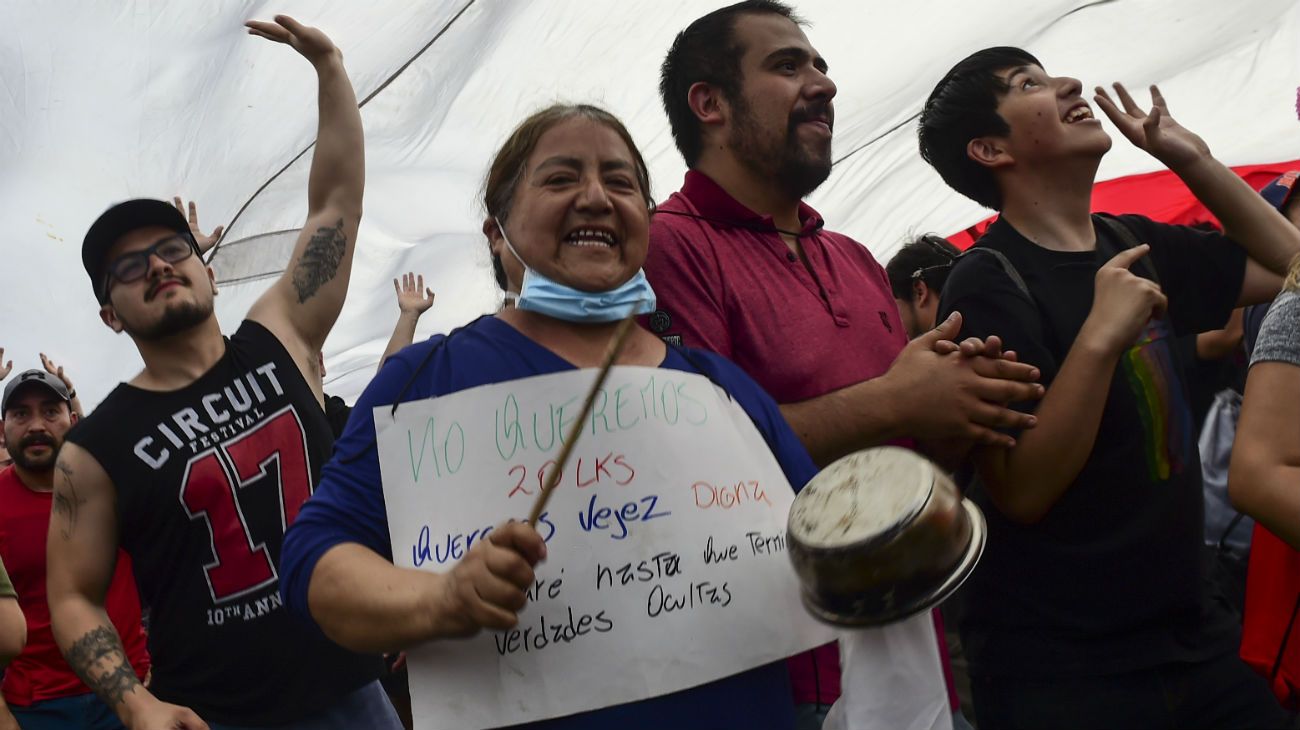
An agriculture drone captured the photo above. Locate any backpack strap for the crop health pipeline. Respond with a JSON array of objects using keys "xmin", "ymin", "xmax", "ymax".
[
  {"xmin": 950, "ymin": 245, "xmax": 1065, "ymax": 356},
  {"xmin": 1093, "ymin": 213, "xmax": 1162, "ymax": 285},
  {"xmin": 1218, "ymin": 512, "xmax": 1247, "ymax": 552},
  {"xmin": 956, "ymin": 247, "xmax": 1033, "ymax": 302}
]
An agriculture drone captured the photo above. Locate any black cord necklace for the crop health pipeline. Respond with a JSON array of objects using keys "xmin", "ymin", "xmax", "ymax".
[{"xmin": 654, "ymin": 208, "xmax": 818, "ymax": 238}]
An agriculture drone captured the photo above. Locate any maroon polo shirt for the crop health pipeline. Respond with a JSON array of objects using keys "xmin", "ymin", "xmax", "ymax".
[
  {"xmin": 644, "ymin": 170, "xmax": 954, "ymax": 709},
  {"xmin": 644, "ymin": 171, "xmax": 908, "ymax": 404}
]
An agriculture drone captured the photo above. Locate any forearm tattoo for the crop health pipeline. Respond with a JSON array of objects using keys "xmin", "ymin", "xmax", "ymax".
[
  {"xmin": 291, "ymin": 218, "xmax": 347, "ymax": 303},
  {"xmin": 65, "ymin": 626, "xmax": 142, "ymax": 707},
  {"xmin": 51, "ymin": 460, "xmax": 85, "ymax": 540}
]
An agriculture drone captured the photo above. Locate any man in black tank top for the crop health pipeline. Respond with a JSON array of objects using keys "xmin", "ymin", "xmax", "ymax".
[{"xmin": 47, "ymin": 16, "xmax": 398, "ymax": 730}]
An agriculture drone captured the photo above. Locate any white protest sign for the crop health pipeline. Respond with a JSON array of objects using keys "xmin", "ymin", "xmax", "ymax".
[{"xmin": 375, "ymin": 366, "xmax": 834, "ymax": 729}]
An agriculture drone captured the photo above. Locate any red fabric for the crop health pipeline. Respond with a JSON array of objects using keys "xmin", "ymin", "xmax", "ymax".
[
  {"xmin": 645, "ymin": 170, "xmax": 934, "ymax": 707},
  {"xmin": 1241, "ymin": 523, "xmax": 1300, "ymax": 709},
  {"xmin": 0, "ymin": 466, "xmax": 150, "ymax": 706},
  {"xmin": 946, "ymin": 159, "xmax": 1300, "ymax": 247}
]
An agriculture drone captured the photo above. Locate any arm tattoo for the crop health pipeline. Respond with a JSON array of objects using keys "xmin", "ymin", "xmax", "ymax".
[
  {"xmin": 52, "ymin": 461, "xmax": 86, "ymax": 540},
  {"xmin": 291, "ymin": 218, "xmax": 347, "ymax": 303},
  {"xmin": 65, "ymin": 625, "xmax": 142, "ymax": 707}
]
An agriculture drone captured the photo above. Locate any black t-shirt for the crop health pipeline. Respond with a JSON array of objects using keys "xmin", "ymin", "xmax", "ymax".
[
  {"xmin": 65, "ymin": 320, "xmax": 381, "ymax": 725},
  {"xmin": 938, "ymin": 214, "xmax": 1246, "ymax": 678}
]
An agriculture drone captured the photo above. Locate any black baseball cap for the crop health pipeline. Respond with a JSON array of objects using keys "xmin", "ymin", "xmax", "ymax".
[
  {"xmin": 2, "ymin": 370, "xmax": 72, "ymax": 414},
  {"xmin": 82, "ymin": 199, "xmax": 191, "ymax": 303}
]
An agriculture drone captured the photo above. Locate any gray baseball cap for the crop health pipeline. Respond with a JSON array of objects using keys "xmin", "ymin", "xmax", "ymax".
[{"xmin": 2, "ymin": 370, "xmax": 72, "ymax": 413}]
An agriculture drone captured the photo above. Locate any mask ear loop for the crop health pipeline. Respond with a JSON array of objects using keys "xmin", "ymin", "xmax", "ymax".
[{"xmin": 494, "ymin": 216, "xmax": 526, "ymax": 301}]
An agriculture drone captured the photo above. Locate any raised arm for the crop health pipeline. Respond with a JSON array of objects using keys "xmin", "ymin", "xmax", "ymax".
[
  {"xmin": 39, "ymin": 353, "xmax": 83, "ymax": 420},
  {"xmin": 1096, "ymin": 83, "xmax": 1299, "ymax": 296},
  {"xmin": 245, "ymin": 15, "xmax": 365, "ymax": 370},
  {"xmin": 379, "ymin": 273, "xmax": 435, "ymax": 370},
  {"xmin": 0, "ymin": 349, "xmax": 10, "ymax": 381},
  {"xmin": 172, "ymin": 197, "xmax": 225, "ymax": 255},
  {"xmin": 47, "ymin": 444, "xmax": 206, "ymax": 730}
]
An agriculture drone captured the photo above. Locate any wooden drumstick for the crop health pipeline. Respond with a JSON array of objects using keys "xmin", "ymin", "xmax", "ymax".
[{"xmin": 527, "ymin": 314, "xmax": 638, "ymax": 526}]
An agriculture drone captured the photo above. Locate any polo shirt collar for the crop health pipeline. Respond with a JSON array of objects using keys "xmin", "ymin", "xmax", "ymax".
[{"xmin": 679, "ymin": 170, "xmax": 825, "ymax": 237}]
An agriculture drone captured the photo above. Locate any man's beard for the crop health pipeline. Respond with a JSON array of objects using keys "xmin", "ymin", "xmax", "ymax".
[
  {"xmin": 9, "ymin": 432, "xmax": 59, "ymax": 472},
  {"xmin": 728, "ymin": 96, "xmax": 833, "ymax": 201},
  {"xmin": 121, "ymin": 297, "xmax": 213, "ymax": 341}
]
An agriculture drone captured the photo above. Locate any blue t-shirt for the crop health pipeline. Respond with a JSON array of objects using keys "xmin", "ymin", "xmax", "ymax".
[{"xmin": 281, "ymin": 316, "xmax": 817, "ymax": 730}]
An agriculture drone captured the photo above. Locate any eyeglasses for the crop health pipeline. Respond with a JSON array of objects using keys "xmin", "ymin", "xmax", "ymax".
[
  {"xmin": 911, "ymin": 262, "xmax": 954, "ymax": 286},
  {"xmin": 910, "ymin": 236, "xmax": 957, "ymax": 289},
  {"xmin": 101, "ymin": 233, "xmax": 198, "ymax": 298}
]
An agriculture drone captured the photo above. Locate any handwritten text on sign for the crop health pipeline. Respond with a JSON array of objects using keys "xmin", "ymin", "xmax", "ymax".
[{"xmin": 375, "ymin": 367, "xmax": 833, "ymax": 729}]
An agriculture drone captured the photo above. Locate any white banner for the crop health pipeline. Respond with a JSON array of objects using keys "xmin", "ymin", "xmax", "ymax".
[{"xmin": 375, "ymin": 366, "xmax": 834, "ymax": 729}]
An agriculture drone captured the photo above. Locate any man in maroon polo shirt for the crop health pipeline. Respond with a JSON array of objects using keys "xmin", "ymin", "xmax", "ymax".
[{"xmin": 646, "ymin": 3, "xmax": 1042, "ymax": 728}]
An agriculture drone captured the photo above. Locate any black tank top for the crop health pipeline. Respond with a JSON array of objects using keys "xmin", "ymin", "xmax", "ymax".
[{"xmin": 65, "ymin": 320, "xmax": 380, "ymax": 725}]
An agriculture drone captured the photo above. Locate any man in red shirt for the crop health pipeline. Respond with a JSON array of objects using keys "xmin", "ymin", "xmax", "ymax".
[
  {"xmin": 646, "ymin": 3, "xmax": 1042, "ymax": 728},
  {"xmin": 0, "ymin": 369, "xmax": 150, "ymax": 729}
]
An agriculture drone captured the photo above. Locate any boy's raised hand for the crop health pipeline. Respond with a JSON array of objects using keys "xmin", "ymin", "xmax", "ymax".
[{"xmin": 1094, "ymin": 83, "xmax": 1211, "ymax": 171}]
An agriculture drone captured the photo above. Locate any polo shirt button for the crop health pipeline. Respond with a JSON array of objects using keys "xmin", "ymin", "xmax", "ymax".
[{"xmin": 786, "ymin": 252, "xmax": 797, "ymax": 262}]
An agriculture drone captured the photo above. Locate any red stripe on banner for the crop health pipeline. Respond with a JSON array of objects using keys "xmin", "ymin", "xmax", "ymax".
[{"xmin": 945, "ymin": 159, "xmax": 1300, "ymax": 250}]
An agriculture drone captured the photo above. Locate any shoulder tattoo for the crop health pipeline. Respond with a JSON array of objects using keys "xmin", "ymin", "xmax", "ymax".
[{"xmin": 51, "ymin": 460, "xmax": 86, "ymax": 541}]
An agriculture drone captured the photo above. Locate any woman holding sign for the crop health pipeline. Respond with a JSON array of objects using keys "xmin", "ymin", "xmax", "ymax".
[{"xmin": 279, "ymin": 104, "xmax": 827, "ymax": 729}]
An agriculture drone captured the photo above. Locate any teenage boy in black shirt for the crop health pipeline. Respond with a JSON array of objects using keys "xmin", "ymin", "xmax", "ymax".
[{"xmin": 917, "ymin": 47, "xmax": 1299, "ymax": 729}]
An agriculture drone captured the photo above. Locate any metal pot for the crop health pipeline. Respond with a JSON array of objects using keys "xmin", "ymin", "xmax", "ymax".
[{"xmin": 786, "ymin": 446, "xmax": 986, "ymax": 627}]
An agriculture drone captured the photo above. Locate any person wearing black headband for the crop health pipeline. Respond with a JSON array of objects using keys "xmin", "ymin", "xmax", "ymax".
[{"xmin": 886, "ymin": 235, "xmax": 962, "ymax": 339}]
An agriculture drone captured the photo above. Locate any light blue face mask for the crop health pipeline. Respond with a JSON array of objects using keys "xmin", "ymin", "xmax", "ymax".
[{"xmin": 496, "ymin": 218, "xmax": 656, "ymax": 323}]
